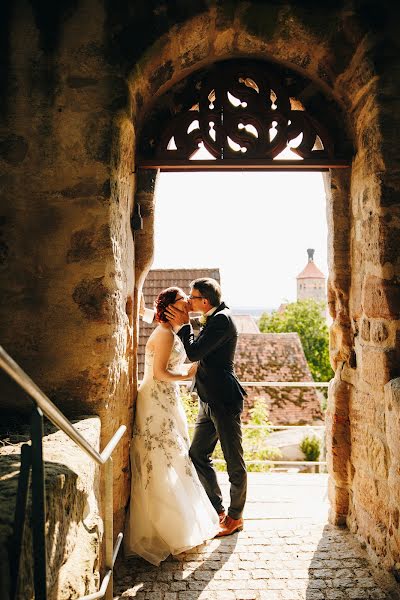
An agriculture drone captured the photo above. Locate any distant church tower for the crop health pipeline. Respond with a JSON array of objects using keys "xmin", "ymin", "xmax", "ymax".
[{"xmin": 296, "ymin": 249, "xmax": 326, "ymax": 302}]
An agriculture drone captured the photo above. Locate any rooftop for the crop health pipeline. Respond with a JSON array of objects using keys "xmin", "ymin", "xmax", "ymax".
[
  {"xmin": 296, "ymin": 260, "xmax": 325, "ymax": 280},
  {"xmin": 235, "ymin": 333, "xmax": 323, "ymax": 424}
]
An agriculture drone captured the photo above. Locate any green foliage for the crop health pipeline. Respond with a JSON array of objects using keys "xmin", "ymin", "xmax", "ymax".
[
  {"xmin": 300, "ymin": 435, "xmax": 321, "ymax": 462},
  {"xmin": 248, "ymin": 398, "xmax": 271, "ymax": 427},
  {"xmin": 180, "ymin": 391, "xmax": 198, "ymax": 425},
  {"xmin": 241, "ymin": 399, "xmax": 281, "ymax": 472},
  {"xmin": 181, "ymin": 395, "xmax": 281, "ymax": 473},
  {"xmin": 259, "ymin": 299, "xmax": 333, "ymax": 383}
]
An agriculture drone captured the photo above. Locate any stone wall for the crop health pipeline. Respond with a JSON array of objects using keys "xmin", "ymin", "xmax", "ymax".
[
  {"xmin": 0, "ymin": 0, "xmax": 134, "ymax": 536},
  {"xmin": 0, "ymin": 417, "xmax": 102, "ymax": 600},
  {"xmin": 0, "ymin": 0, "xmax": 399, "ymax": 581}
]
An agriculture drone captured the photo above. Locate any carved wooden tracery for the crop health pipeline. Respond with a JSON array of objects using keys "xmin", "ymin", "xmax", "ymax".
[{"xmin": 139, "ymin": 61, "xmax": 349, "ymax": 171}]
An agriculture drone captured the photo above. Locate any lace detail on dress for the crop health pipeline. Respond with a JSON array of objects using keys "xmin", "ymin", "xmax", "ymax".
[{"xmin": 132, "ymin": 414, "xmax": 195, "ymax": 489}]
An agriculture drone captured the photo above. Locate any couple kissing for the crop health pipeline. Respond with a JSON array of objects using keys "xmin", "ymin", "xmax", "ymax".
[{"xmin": 125, "ymin": 277, "xmax": 247, "ymax": 566}]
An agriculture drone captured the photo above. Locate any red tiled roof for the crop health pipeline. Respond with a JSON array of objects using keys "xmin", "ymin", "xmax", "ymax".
[
  {"xmin": 138, "ymin": 268, "xmax": 220, "ymax": 378},
  {"xmin": 296, "ymin": 260, "xmax": 325, "ymax": 280},
  {"xmin": 235, "ymin": 333, "xmax": 323, "ymax": 425}
]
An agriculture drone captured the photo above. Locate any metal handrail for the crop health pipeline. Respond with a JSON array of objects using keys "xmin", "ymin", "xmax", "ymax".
[
  {"xmin": 0, "ymin": 345, "xmax": 126, "ymax": 600},
  {"xmin": 141, "ymin": 379, "xmax": 330, "ymax": 387},
  {"xmin": 187, "ymin": 423, "xmax": 327, "ymax": 468},
  {"xmin": 240, "ymin": 381, "xmax": 329, "ymax": 387},
  {"xmin": 178, "ymin": 374, "xmax": 329, "ymax": 470},
  {"xmin": 79, "ymin": 533, "xmax": 123, "ymax": 600},
  {"xmin": 0, "ymin": 346, "xmax": 126, "ymax": 465},
  {"xmin": 187, "ymin": 424, "xmax": 326, "ymax": 429}
]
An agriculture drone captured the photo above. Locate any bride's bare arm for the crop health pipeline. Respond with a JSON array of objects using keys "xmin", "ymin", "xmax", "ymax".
[{"xmin": 152, "ymin": 328, "xmax": 193, "ymax": 382}]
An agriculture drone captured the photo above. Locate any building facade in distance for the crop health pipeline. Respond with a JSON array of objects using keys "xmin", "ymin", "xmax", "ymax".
[{"xmin": 296, "ymin": 249, "xmax": 326, "ymax": 302}]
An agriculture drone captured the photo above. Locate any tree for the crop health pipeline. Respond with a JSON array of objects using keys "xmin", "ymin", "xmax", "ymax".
[{"xmin": 258, "ymin": 299, "xmax": 333, "ymax": 382}]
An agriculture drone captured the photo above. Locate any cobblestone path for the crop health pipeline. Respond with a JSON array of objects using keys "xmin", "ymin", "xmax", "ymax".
[{"xmin": 114, "ymin": 474, "xmax": 396, "ymax": 600}]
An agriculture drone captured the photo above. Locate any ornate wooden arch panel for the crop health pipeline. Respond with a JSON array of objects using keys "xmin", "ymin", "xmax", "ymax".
[{"xmin": 138, "ymin": 60, "xmax": 351, "ymax": 171}]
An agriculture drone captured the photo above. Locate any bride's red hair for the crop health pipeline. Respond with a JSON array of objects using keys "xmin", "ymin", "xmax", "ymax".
[{"xmin": 154, "ymin": 287, "xmax": 182, "ymax": 323}]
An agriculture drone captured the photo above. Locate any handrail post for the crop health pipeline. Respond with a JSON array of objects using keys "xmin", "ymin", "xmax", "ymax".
[
  {"xmin": 10, "ymin": 443, "xmax": 32, "ymax": 600},
  {"xmin": 31, "ymin": 407, "xmax": 47, "ymax": 600},
  {"xmin": 104, "ymin": 457, "xmax": 113, "ymax": 600}
]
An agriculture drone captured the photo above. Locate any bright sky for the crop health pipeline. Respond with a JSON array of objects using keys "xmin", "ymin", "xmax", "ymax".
[{"xmin": 152, "ymin": 170, "xmax": 328, "ymax": 310}]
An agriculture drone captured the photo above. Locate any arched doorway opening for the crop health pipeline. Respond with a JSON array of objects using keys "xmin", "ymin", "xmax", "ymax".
[
  {"xmin": 121, "ymin": 7, "xmax": 399, "ymax": 577},
  {"xmin": 132, "ymin": 56, "xmax": 353, "ymax": 530}
]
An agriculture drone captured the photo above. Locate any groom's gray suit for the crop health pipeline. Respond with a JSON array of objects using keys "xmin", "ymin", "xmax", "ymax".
[{"xmin": 177, "ymin": 302, "xmax": 247, "ymax": 520}]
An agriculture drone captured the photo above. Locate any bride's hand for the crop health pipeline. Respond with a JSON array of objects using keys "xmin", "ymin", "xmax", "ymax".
[{"xmin": 186, "ymin": 362, "xmax": 198, "ymax": 379}]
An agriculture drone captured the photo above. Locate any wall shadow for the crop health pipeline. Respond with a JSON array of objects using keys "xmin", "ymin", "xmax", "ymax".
[
  {"xmin": 305, "ymin": 524, "xmax": 396, "ymax": 600},
  {"xmin": 115, "ymin": 534, "xmax": 238, "ymax": 598}
]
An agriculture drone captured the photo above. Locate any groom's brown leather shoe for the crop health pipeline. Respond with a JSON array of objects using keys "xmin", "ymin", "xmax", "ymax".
[
  {"xmin": 216, "ymin": 515, "xmax": 243, "ymax": 537},
  {"xmin": 218, "ymin": 511, "xmax": 226, "ymax": 524}
]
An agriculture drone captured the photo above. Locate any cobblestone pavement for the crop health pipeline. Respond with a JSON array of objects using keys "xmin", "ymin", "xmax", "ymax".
[{"xmin": 114, "ymin": 474, "xmax": 396, "ymax": 600}]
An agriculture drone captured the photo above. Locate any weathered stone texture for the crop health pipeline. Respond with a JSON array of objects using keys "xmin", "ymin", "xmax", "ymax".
[
  {"xmin": 0, "ymin": 1, "xmax": 135, "ymax": 541},
  {"xmin": 360, "ymin": 347, "xmax": 398, "ymax": 387},
  {"xmin": 1, "ymin": 0, "xmax": 400, "ymax": 586},
  {"xmin": 326, "ymin": 377, "xmax": 351, "ymax": 526},
  {"xmin": 0, "ymin": 418, "xmax": 102, "ymax": 600},
  {"xmin": 384, "ymin": 379, "xmax": 400, "ymax": 572},
  {"xmin": 362, "ymin": 276, "xmax": 400, "ymax": 320}
]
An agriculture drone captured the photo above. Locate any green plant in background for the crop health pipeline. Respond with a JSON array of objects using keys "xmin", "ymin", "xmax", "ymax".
[
  {"xmin": 242, "ymin": 398, "xmax": 281, "ymax": 472},
  {"xmin": 259, "ymin": 299, "xmax": 333, "ymax": 384},
  {"xmin": 181, "ymin": 393, "xmax": 281, "ymax": 472},
  {"xmin": 180, "ymin": 391, "xmax": 198, "ymax": 425},
  {"xmin": 300, "ymin": 435, "xmax": 321, "ymax": 461}
]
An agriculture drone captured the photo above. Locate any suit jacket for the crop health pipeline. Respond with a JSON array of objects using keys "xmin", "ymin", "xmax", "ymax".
[{"xmin": 177, "ymin": 302, "xmax": 246, "ymax": 413}]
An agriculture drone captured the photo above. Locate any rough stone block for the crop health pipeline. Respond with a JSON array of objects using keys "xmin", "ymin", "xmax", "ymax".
[
  {"xmin": 72, "ymin": 277, "xmax": 112, "ymax": 323},
  {"xmin": 352, "ymin": 429, "xmax": 388, "ymax": 479},
  {"xmin": 361, "ymin": 318, "xmax": 370, "ymax": 341},
  {"xmin": 361, "ymin": 346, "xmax": 398, "ymax": 386},
  {"xmin": 379, "ymin": 172, "xmax": 400, "ymax": 208},
  {"xmin": 0, "ymin": 417, "xmax": 102, "ymax": 600},
  {"xmin": 328, "ymin": 479, "xmax": 348, "ymax": 526},
  {"xmin": 370, "ymin": 320, "xmax": 390, "ymax": 344},
  {"xmin": 67, "ymin": 224, "xmax": 110, "ymax": 263},
  {"xmin": 384, "ymin": 378, "xmax": 400, "ymax": 464},
  {"xmin": 362, "ymin": 276, "xmax": 400, "ymax": 320}
]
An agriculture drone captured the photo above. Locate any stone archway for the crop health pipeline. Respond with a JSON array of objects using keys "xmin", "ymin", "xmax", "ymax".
[
  {"xmin": 132, "ymin": 51, "xmax": 353, "ymax": 520},
  {"xmin": 127, "ymin": 7, "xmax": 399, "ymax": 575},
  {"xmin": 1, "ymin": 2, "xmax": 398, "ymax": 577}
]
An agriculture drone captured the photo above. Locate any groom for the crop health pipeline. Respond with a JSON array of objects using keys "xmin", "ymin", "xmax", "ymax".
[{"xmin": 165, "ymin": 277, "xmax": 247, "ymax": 536}]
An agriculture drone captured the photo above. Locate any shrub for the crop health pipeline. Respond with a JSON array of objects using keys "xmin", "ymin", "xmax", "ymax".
[
  {"xmin": 300, "ymin": 435, "xmax": 321, "ymax": 462},
  {"xmin": 181, "ymin": 394, "xmax": 281, "ymax": 472},
  {"xmin": 180, "ymin": 390, "xmax": 198, "ymax": 425}
]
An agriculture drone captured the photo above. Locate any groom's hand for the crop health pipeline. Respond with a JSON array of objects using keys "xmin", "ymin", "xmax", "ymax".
[{"xmin": 165, "ymin": 304, "xmax": 190, "ymax": 328}]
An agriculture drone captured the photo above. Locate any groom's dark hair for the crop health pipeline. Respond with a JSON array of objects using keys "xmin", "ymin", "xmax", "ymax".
[{"xmin": 191, "ymin": 278, "xmax": 221, "ymax": 307}]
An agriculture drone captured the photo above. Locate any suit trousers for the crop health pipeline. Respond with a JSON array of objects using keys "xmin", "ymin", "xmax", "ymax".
[{"xmin": 189, "ymin": 400, "xmax": 247, "ymax": 520}]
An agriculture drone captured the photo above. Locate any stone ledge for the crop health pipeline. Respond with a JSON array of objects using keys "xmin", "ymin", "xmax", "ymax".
[{"xmin": 0, "ymin": 416, "xmax": 102, "ymax": 600}]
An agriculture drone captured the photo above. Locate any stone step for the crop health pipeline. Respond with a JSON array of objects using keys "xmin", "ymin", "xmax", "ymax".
[{"xmin": 0, "ymin": 416, "xmax": 102, "ymax": 600}]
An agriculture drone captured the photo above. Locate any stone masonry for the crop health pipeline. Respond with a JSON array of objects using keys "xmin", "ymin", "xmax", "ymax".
[{"xmin": 0, "ymin": 0, "xmax": 399, "ymax": 585}]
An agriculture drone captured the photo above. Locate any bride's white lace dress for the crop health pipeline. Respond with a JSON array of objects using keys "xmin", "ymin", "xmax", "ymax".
[{"xmin": 125, "ymin": 332, "xmax": 219, "ymax": 565}]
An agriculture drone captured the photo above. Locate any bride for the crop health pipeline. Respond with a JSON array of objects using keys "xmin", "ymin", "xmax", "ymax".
[{"xmin": 125, "ymin": 286, "xmax": 219, "ymax": 565}]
